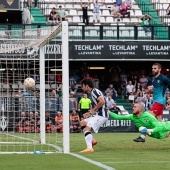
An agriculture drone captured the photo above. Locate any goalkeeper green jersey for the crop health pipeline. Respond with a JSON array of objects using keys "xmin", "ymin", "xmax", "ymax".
[{"xmin": 110, "ymin": 112, "xmax": 170, "ymax": 139}]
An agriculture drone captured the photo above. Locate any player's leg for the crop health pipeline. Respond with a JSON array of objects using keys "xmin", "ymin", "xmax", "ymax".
[
  {"xmin": 80, "ymin": 119, "xmax": 94, "ymax": 153},
  {"xmin": 79, "ymin": 119, "xmax": 96, "ymax": 152}
]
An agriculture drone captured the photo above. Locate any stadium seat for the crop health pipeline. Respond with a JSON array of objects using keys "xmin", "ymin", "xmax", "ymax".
[
  {"xmin": 131, "ymin": 18, "xmax": 139, "ymax": 24},
  {"xmin": 135, "ymin": 10, "xmax": 142, "ymax": 16},
  {"xmin": 163, "ymin": 3, "xmax": 169, "ymax": 9},
  {"xmin": 74, "ymin": 4, "xmax": 81, "ymax": 9},
  {"xmin": 117, "ymin": 105, "xmax": 129, "ymax": 115},
  {"xmin": 106, "ymin": 16, "xmax": 114, "ymax": 23},
  {"xmin": 77, "ymin": 11, "xmax": 83, "ymax": 16},
  {"xmin": 128, "ymin": 95, "xmax": 135, "ymax": 103},
  {"xmin": 72, "ymin": 16, "xmax": 81, "ymax": 22},
  {"xmin": 89, "ymin": 30, "xmax": 99, "ymax": 37},
  {"xmin": 132, "ymin": 5, "xmax": 140, "ymax": 10},
  {"xmin": 69, "ymin": 9, "xmax": 77, "ymax": 15},
  {"xmin": 100, "ymin": 16, "xmax": 105, "ymax": 23},
  {"xmin": 65, "ymin": 4, "xmax": 73, "ymax": 9},
  {"xmin": 105, "ymin": 30, "xmax": 116, "ymax": 37},
  {"xmin": 102, "ymin": 9, "xmax": 110, "ymax": 16},
  {"xmin": 122, "ymin": 18, "xmax": 131, "ymax": 23},
  {"xmin": 120, "ymin": 30, "xmax": 130, "ymax": 37}
]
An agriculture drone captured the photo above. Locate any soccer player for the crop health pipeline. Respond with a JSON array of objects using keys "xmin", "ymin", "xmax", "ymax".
[
  {"xmin": 109, "ymin": 102, "xmax": 170, "ymax": 140},
  {"xmin": 80, "ymin": 78, "xmax": 108, "ymax": 153},
  {"xmin": 133, "ymin": 63, "xmax": 170, "ymax": 142}
]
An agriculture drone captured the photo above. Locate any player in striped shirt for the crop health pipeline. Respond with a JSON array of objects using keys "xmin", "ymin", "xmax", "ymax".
[{"xmin": 80, "ymin": 78, "xmax": 108, "ymax": 153}]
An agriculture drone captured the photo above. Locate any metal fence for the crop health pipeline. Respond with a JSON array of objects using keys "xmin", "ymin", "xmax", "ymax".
[{"xmin": 0, "ymin": 23, "xmax": 169, "ymax": 40}]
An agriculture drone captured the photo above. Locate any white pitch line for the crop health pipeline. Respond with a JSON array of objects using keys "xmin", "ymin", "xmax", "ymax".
[{"xmin": 70, "ymin": 153, "xmax": 116, "ymax": 170}]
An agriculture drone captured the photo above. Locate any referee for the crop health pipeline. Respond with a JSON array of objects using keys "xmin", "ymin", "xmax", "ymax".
[{"xmin": 78, "ymin": 93, "xmax": 92, "ymax": 120}]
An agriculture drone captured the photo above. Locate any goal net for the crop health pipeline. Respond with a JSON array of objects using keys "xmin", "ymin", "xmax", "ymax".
[{"xmin": 0, "ymin": 22, "xmax": 69, "ymax": 154}]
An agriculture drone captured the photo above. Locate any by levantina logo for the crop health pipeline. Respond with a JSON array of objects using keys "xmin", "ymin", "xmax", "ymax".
[
  {"xmin": 0, "ymin": 116, "xmax": 8, "ymax": 131},
  {"xmin": 6, "ymin": 0, "xmax": 14, "ymax": 6}
]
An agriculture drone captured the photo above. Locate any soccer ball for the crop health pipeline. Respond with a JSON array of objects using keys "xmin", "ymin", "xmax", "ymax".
[{"xmin": 24, "ymin": 78, "xmax": 35, "ymax": 88}]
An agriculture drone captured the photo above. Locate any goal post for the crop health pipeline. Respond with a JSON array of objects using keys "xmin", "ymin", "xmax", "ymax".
[
  {"xmin": 0, "ymin": 22, "xmax": 70, "ymax": 154},
  {"xmin": 62, "ymin": 21, "xmax": 70, "ymax": 153}
]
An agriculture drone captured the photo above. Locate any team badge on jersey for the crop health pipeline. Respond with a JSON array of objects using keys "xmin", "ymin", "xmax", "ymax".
[
  {"xmin": 143, "ymin": 118, "xmax": 147, "ymax": 122},
  {"xmin": 157, "ymin": 80, "xmax": 160, "ymax": 83}
]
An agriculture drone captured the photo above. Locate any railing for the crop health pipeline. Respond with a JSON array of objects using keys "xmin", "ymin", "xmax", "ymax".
[{"xmin": 0, "ymin": 24, "xmax": 170, "ymax": 40}]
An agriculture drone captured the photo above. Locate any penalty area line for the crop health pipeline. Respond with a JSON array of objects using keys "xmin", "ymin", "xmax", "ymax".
[{"xmin": 70, "ymin": 153, "xmax": 116, "ymax": 170}]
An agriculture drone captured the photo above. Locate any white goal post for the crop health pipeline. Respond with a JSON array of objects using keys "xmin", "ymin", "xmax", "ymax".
[{"xmin": 0, "ymin": 21, "xmax": 69, "ymax": 154}]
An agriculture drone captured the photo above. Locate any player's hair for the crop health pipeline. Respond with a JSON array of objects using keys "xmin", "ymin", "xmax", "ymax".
[
  {"xmin": 153, "ymin": 63, "xmax": 162, "ymax": 69},
  {"xmin": 81, "ymin": 78, "xmax": 94, "ymax": 88}
]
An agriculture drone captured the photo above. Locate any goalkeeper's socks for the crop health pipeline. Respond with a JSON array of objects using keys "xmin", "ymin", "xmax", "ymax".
[{"xmin": 84, "ymin": 131, "xmax": 93, "ymax": 149}]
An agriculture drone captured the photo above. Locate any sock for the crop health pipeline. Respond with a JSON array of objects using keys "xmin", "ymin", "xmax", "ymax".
[
  {"xmin": 92, "ymin": 135, "xmax": 95, "ymax": 141},
  {"xmin": 84, "ymin": 131, "xmax": 93, "ymax": 149},
  {"xmin": 140, "ymin": 134, "xmax": 146, "ymax": 139}
]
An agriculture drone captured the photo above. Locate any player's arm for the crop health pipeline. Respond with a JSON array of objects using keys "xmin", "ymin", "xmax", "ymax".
[
  {"xmin": 89, "ymin": 96, "xmax": 105, "ymax": 115},
  {"xmin": 109, "ymin": 112, "xmax": 133, "ymax": 120}
]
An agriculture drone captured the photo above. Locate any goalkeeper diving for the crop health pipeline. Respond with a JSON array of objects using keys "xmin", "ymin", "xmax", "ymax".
[{"xmin": 109, "ymin": 102, "xmax": 170, "ymax": 140}]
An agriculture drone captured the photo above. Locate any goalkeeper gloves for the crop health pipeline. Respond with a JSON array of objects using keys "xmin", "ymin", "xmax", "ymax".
[{"xmin": 139, "ymin": 127, "xmax": 153, "ymax": 135}]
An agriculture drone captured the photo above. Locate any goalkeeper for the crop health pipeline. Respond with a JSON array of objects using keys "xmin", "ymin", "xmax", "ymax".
[{"xmin": 109, "ymin": 102, "xmax": 170, "ymax": 140}]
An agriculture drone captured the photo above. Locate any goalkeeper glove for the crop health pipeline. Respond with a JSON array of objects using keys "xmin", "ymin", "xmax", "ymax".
[{"xmin": 139, "ymin": 127, "xmax": 147, "ymax": 133}]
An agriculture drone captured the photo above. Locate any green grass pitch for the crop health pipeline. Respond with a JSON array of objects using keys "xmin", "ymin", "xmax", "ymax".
[{"xmin": 1, "ymin": 133, "xmax": 170, "ymax": 170}]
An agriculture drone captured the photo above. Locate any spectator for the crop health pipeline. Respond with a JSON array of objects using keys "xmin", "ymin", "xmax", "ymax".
[
  {"xmin": 49, "ymin": 7, "xmax": 58, "ymax": 23},
  {"xmin": 116, "ymin": 0, "xmax": 122, "ymax": 7},
  {"xmin": 48, "ymin": 71, "xmax": 56, "ymax": 84},
  {"xmin": 140, "ymin": 14, "xmax": 153, "ymax": 36},
  {"xmin": 21, "ymin": 89, "xmax": 30, "ymax": 96},
  {"xmin": 109, "ymin": 65, "xmax": 121, "ymax": 93},
  {"xmin": 55, "ymin": 111, "xmax": 63, "ymax": 133},
  {"xmin": 119, "ymin": 1, "xmax": 130, "ymax": 18},
  {"xmin": 15, "ymin": 90, "xmax": 26, "ymax": 112},
  {"xmin": 106, "ymin": 94, "xmax": 115, "ymax": 110},
  {"xmin": 78, "ymin": 93, "xmax": 92, "ymax": 119},
  {"xmin": 69, "ymin": 75, "xmax": 78, "ymax": 94},
  {"xmin": 56, "ymin": 5, "xmax": 68, "ymax": 22},
  {"xmin": 50, "ymin": 90, "xmax": 58, "ymax": 111},
  {"xmin": 35, "ymin": 111, "xmax": 40, "ymax": 132},
  {"xmin": 166, "ymin": 91, "xmax": 170, "ymax": 101},
  {"xmin": 45, "ymin": 111, "xmax": 55, "ymax": 132},
  {"xmin": 111, "ymin": 2, "xmax": 121, "ymax": 20},
  {"xmin": 70, "ymin": 109, "xmax": 81, "ymax": 132},
  {"xmin": 165, "ymin": 99, "xmax": 170, "ymax": 110},
  {"xmin": 16, "ymin": 112, "xmax": 29, "ymax": 132},
  {"xmin": 126, "ymin": 80, "xmax": 134, "ymax": 98},
  {"xmin": 34, "ymin": 0, "xmax": 38, "ymax": 8},
  {"xmin": 105, "ymin": 84, "xmax": 118, "ymax": 101},
  {"xmin": 92, "ymin": 0, "xmax": 105, "ymax": 25},
  {"xmin": 132, "ymin": 75, "xmax": 139, "ymax": 87},
  {"xmin": 81, "ymin": 0, "xmax": 90, "ymax": 25},
  {"xmin": 28, "ymin": 111, "xmax": 35, "ymax": 132},
  {"xmin": 69, "ymin": 91, "xmax": 78, "ymax": 110},
  {"xmin": 166, "ymin": 4, "xmax": 170, "ymax": 15},
  {"xmin": 110, "ymin": 102, "xmax": 122, "ymax": 114},
  {"xmin": 139, "ymin": 74, "xmax": 148, "ymax": 89},
  {"xmin": 73, "ymin": 71, "xmax": 79, "ymax": 83},
  {"xmin": 135, "ymin": 82, "xmax": 142, "ymax": 93},
  {"xmin": 125, "ymin": 0, "xmax": 132, "ymax": 9}
]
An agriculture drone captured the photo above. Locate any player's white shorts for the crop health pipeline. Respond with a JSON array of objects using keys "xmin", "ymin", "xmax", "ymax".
[
  {"xmin": 93, "ymin": 13, "xmax": 100, "ymax": 21},
  {"xmin": 84, "ymin": 115, "xmax": 108, "ymax": 133}
]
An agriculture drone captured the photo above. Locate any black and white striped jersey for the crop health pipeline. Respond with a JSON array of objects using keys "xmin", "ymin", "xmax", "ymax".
[{"xmin": 90, "ymin": 88, "xmax": 108, "ymax": 117}]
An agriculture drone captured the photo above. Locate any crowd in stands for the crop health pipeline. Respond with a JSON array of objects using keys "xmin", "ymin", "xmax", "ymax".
[{"xmin": 1, "ymin": 63, "xmax": 170, "ymax": 133}]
